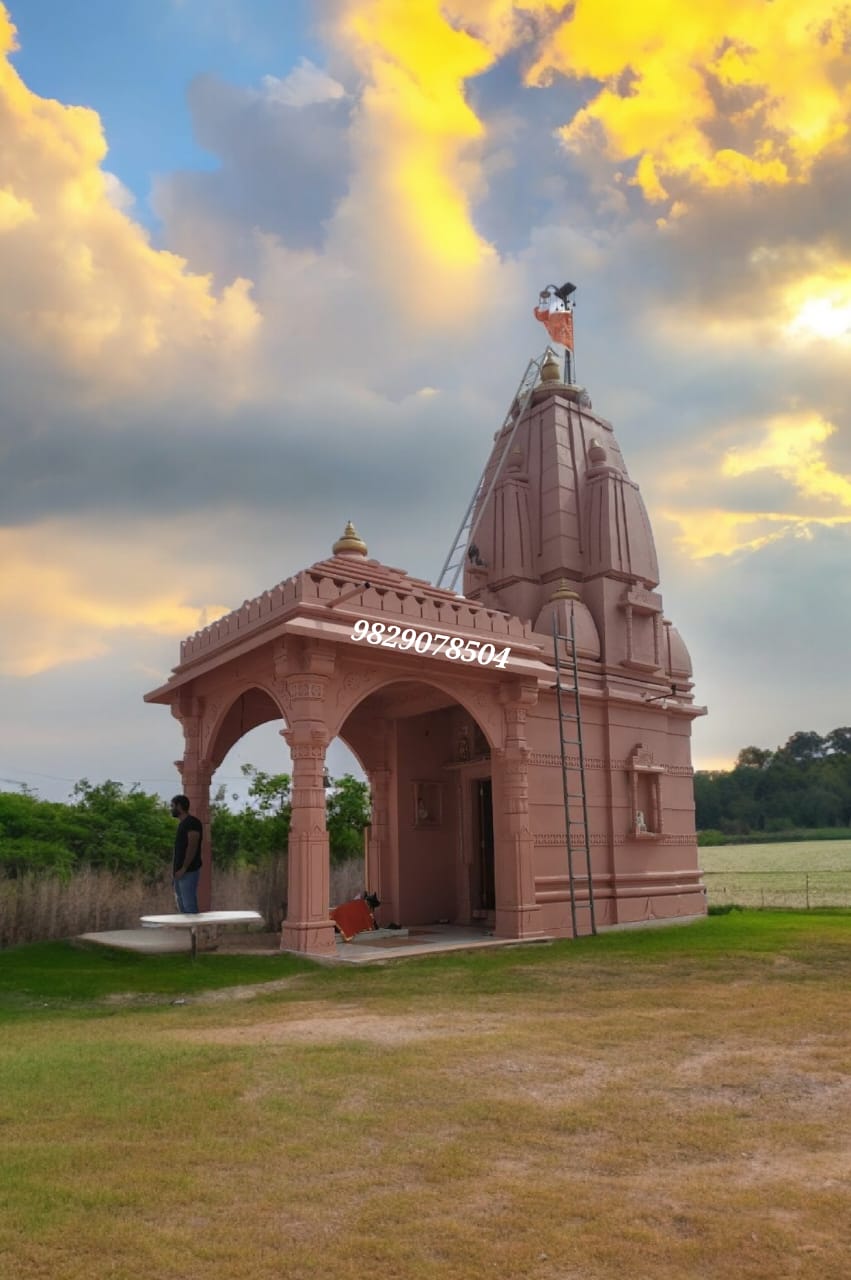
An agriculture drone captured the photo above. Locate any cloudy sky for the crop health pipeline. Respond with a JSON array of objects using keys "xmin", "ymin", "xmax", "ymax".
[{"xmin": 1, "ymin": 0, "xmax": 849, "ymax": 802}]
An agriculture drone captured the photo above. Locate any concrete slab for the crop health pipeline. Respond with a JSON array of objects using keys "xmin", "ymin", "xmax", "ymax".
[
  {"xmin": 290, "ymin": 925, "xmax": 556, "ymax": 965},
  {"xmin": 75, "ymin": 923, "xmax": 555, "ymax": 963},
  {"xmin": 75, "ymin": 916, "xmax": 701, "ymax": 963}
]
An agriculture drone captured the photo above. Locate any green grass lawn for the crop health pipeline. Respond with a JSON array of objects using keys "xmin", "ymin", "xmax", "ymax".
[
  {"xmin": 0, "ymin": 940, "xmax": 317, "ymax": 1016},
  {"xmin": 2, "ymin": 913, "xmax": 851, "ymax": 1280}
]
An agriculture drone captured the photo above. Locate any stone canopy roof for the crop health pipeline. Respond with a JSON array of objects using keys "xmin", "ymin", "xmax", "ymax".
[{"xmin": 143, "ymin": 528, "xmax": 549, "ymax": 705}]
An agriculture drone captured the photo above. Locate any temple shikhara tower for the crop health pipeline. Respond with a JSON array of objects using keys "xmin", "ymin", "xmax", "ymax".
[{"xmin": 145, "ymin": 321, "xmax": 707, "ymax": 956}]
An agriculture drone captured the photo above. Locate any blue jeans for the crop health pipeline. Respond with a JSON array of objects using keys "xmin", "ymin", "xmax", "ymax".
[{"xmin": 174, "ymin": 869, "xmax": 200, "ymax": 913}]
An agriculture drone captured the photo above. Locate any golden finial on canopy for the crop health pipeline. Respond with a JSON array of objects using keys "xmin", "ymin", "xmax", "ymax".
[{"xmin": 332, "ymin": 521, "xmax": 368, "ymax": 557}]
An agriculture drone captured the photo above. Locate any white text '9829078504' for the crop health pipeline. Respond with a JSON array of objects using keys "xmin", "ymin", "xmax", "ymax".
[{"xmin": 349, "ymin": 620, "xmax": 511, "ymax": 668}]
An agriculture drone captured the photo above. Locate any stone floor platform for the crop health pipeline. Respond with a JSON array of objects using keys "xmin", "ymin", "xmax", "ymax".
[
  {"xmin": 312, "ymin": 925, "xmax": 555, "ymax": 965},
  {"xmin": 75, "ymin": 914, "xmax": 703, "ymax": 963},
  {"xmin": 76, "ymin": 924, "xmax": 555, "ymax": 963}
]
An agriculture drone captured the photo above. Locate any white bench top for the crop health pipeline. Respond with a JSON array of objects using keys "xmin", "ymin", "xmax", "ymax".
[{"xmin": 140, "ymin": 911, "xmax": 263, "ymax": 928}]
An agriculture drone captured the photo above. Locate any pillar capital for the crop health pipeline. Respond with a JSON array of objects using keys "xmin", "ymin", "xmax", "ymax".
[{"xmin": 281, "ymin": 725, "xmax": 329, "ymax": 754}]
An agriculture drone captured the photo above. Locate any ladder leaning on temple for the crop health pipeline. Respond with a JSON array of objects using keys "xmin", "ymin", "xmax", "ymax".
[
  {"xmin": 436, "ymin": 349, "xmax": 550, "ymax": 593},
  {"xmin": 552, "ymin": 605, "xmax": 598, "ymax": 938}
]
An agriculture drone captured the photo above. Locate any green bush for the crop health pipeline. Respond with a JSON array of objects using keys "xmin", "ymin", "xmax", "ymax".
[
  {"xmin": 0, "ymin": 768, "xmax": 372, "ymax": 880},
  {"xmin": 697, "ymin": 829, "xmax": 727, "ymax": 846}
]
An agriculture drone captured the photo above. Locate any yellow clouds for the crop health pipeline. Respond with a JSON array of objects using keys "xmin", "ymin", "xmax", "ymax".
[
  {"xmin": 530, "ymin": 0, "xmax": 851, "ymax": 202},
  {"xmin": 325, "ymin": 0, "xmax": 851, "ymax": 323},
  {"xmin": 0, "ymin": 523, "xmax": 230, "ymax": 676},
  {"xmin": 0, "ymin": 3, "xmax": 259, "ymax": 395},
  {"xmin": 785, "ymin": 266, "xmax": 851, "ymax": 343},
  {"xmin": 328, "ymin": 0, "xmax": 569, "ymax": 319},
  {"xmin": 663, "ymin": 411, "xmax": 851, "ymax": 558},
  {"xmin": 0, "ymin": 186, "xmax": 33, "ymax": 230},
  {"xmin": 723, "ymin": 413, "xmax": 851, "ymax": 508},
  {"xmin": 331, "ymin": 0, "xmax": 498, "ymax": 313},
  {"xmin": 664, "ymin": 507, "xmax": 849, "ymax": 559},
  {"xmin": 0, "ymin": 3, "xmax": 13, "ymax": 54}
]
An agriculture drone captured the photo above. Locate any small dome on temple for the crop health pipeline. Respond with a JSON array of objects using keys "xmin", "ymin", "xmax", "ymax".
[
  {"xmin": 540, "ymin": 348, "xmax": 561, "ymax": 383},
  {"xmin": 588, "ymin": 438, "xmax": 607, "ymax": 465},
  {"xmin": 332, "ymin": 521, "xmax": 368, "ymax": 557},
  {"xmin": 663, "ymin": 620, "xmax": 693, "ymax": 678},
  {"xmin": 549, "ymin": 578, "xmax": 580, "ymax": 601},
  {"xmin": 535, "ymin": 588, "xmax": 601, "ymax": 659}
]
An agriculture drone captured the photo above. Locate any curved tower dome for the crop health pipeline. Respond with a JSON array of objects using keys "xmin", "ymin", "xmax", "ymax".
[{"xmin": 462, "ymin": 358, "xmax": 681, "ymax": 677}]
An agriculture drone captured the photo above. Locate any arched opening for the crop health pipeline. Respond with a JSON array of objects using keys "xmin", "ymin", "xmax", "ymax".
[
  {"xmin": 208, "ymin": 686, "xmax": 288, "ymax": 771},
  {"xmin": 337, "ymin": 678, "xmax": 495, "ymax": 931},
  {"xmin": 208, "ymin": 686, "xmax": 368, "ymax": 919}
]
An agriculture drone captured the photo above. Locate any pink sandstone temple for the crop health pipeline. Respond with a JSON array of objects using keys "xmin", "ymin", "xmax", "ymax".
[{"xmin": 145, "ymin": 346, "xmax": 707, "ymax": 955}]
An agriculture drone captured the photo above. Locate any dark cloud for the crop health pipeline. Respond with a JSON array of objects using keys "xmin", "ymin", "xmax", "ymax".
[
  {"xmin": 667, "ymin": 524, "xmax": 851, "ymax": 761},
  {"xmin": 0, "ymin": 373, "xmax": 498, "ymax": 540},
  {"xmin": 464, "ymin": 50, "xmax": 603, "ymax": 253},
  {"xmin": 150, "ymin": 72, "xmax": 352, "ymax": 278}
]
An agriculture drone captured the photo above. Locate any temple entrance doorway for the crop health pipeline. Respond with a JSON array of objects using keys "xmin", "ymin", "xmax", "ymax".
[
  {"xmin": 471, "ymin": 778, "xmax": 495, "ymax": 923},
  {"xmin": 339, "ymin": 679, "xmax": 495, "ymax": 933}
]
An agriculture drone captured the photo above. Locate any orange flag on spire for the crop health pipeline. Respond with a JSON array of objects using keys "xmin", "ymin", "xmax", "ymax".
[{"xmin": 534, "ymin": 289, "xmax": 574, "ymax": 350}]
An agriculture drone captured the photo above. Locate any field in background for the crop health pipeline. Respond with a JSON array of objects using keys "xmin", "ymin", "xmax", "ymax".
[
  {"xmin": 700, "ymin": 840, "xmax": 851, "ymax": 908},
  {"xmin": 2, "ymin": 912, "xmax": 850, "ymax": 1280}
]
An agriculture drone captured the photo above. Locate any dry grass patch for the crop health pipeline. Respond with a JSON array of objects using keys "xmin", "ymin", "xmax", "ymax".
[{"xmin": 2, "ymin": 915, "xmax": 851, "ymax": 1278}]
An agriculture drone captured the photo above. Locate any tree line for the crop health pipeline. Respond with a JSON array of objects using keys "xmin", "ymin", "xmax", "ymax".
[
  {"xmin": 0, "ymin": 766, "xmax": 371, "ymax": 879},
  {"xmin": 695, "ymin": 728, "xmax": 851, "ymax": 838},
  {"xmin": 3, "ymin": 727, "xmax": 850, "ymax": 878}
]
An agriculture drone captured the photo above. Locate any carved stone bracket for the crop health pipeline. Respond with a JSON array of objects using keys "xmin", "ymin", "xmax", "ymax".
[
  {"xmin": 304, "ymin": 641, "xmax": 336, "ymax": 678},
  {"xmin": 272, "ymin": 638, "xmax": 289, "ymax": 685},
  {"xmin": 287, "ymin": 678, "xmax": 327, "ymax": 701},
  {"xmin": 498, "ymin": 680, "xmax": 539, "ymax": 709}
]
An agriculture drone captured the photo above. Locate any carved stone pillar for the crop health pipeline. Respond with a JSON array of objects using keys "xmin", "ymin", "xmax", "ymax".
[
  {"xmin": 280, "ymin": 673, "xmax": 335, "ymax": 956},
  {"xmin": 493, "ymin": 683, "xmax": 544, "ymax": 939},
  {"xmin": 172, "ymin": 700, "xmax": 213, "ymax": 911}
]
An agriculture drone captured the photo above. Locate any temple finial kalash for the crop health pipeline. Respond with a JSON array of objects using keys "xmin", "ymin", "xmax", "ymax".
[{"xmin": 332, "ymin": 520, "xmax": 368, "ymax": 558}]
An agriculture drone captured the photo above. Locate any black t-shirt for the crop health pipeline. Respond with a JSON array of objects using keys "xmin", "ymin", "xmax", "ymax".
[{"xmin": 173, "ymin": 815, "xmax": 203, "ymax": 874}]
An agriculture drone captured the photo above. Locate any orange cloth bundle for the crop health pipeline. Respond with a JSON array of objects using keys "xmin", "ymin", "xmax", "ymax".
[
  {"xmin": 533, "ymin": 302, "xmax": 574, "ymax": 350},
  {"xmin": 329, "ymin": 897, "xmax": 375, "ymax": 941}
]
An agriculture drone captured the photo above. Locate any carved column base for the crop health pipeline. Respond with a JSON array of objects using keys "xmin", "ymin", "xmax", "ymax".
[
  {"xmin": 494, "ymin": 905, "xmax": 547, "ymax": 940},
  {"xmin": 280, "ymin": 919, "xmax": 337, "ymax": 956}
]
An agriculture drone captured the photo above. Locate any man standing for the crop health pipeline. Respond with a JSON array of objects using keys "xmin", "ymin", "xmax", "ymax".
[{"xmin": 170, "ymin": 795, "xmax": 203, "ymax": 913}]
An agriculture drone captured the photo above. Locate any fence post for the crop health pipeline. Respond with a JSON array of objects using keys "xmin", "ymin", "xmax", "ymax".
[{"xmin": 805, "ymin": 874, "xmax": 810, "ymax": 910}]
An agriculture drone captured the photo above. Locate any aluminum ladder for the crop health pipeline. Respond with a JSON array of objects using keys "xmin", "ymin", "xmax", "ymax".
[
  {"xmin": 436, "ymin": 349, "xmax": 549, "ymax": 592},
  {"xmin": 552, "ymin": 605, "xmax": 597, "ymax": 937}
]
